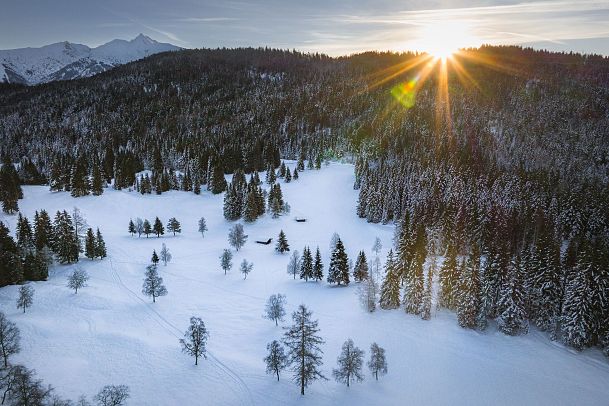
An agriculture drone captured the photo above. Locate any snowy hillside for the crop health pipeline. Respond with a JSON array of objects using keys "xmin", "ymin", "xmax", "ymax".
[
  {"xmin": 0, "ymin": 162, "xmax": 608, "ymax": 405},
  {"xmin": 0, "ymin": 34, "xmax": 180, "ymax": 85}
]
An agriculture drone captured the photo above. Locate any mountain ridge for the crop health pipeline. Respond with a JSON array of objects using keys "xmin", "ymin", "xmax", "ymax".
[{"xmin": 0, "ymin": 34, "xmax": 180, "ymax": 85}]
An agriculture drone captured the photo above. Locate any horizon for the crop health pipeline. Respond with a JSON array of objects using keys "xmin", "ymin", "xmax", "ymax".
[{"xmin": 1, "ymin": 0, "xmax": 609, "ymax": 57}]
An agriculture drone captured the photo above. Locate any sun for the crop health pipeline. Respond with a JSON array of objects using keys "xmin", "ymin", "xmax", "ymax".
[{"xmin": 416, "ymin": 21, "xmax": 476, "ymax": 60}]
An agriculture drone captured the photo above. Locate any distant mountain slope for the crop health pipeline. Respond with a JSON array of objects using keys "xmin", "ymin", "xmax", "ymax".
[{"xmin": 0, "ymin": 34, "xmax": 180, "ymax": 85}]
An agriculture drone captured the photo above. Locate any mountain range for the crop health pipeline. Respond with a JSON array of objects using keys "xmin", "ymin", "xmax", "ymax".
[{"xmin": 0, "ymin": 34, "xmax": 180, "ymax": 85}]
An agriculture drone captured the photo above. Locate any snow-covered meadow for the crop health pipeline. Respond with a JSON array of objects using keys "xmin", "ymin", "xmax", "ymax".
[{"xmin": 1, "ymin": 162, "xmax": 608, "ymax": 405}]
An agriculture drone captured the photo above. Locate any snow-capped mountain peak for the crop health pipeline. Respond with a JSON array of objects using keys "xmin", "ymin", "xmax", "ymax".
[{"xmin": 0, "ymin": 34, "xmax": 180, "ymax": 85}]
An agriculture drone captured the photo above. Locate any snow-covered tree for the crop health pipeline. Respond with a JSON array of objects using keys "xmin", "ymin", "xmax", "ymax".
[
  {"xmin": 151, "ymin": 250, "xmax": 160, "ymax": 265},
  {"xmin": 85, "ymin": 228, "xmax": 96, "ymax": 260},
  {"xmin": 264, "ymin": 293, "xmax": 287, "ymax": 326},
  {"xmin": 287, "ymin": 250, "xmax": 301, "ymax": 280},
  {"xmin": 228, "ymin": 223, "xmax": 247, "ymax": 251},
  {"xmin": 358, "ymin": 272, "xmax": 378, "ymax": 312},
  {"xmin": 95, "ymin": 228, "xmax": 106, "ymax": 259},
  {"xmin": 153, "ymin": 217, "xmax": 164, "ymax": 237},
  {"xmin": 67, "ymin": 268, "xmax": 89, "ymax": 294},
  {"xmin": 198, "ymin": 217, "xmax": 208, "ymax": 237},
  {"xmin": 353, "ymin": 251, "xmax": 369, "ymax": 282},
  {"xmin": 142, "ymin": 264, "xmax": 167, "ymax": 303},
  {"xmin": 180, "ymin": 316, "xmax": 209, "ymax": 365},
  {"xmin": 94, "ymin": 385, "xmax": 130, "ymax": 406},
  {"xmin": 299, "ymin": 247, "xmax": 314, "ymax": 281},
  {"xmin": 439, "ymin": 243, "xmax": 459, "ymax": 310},
  {"xmin": 497, "ymin": 256, "xmax": 529, "ymax": 336},
  {"xmin": 313, "ymin": 247, "xmax": 324, "ymax": 281},
  {"xmin": 327, "ymin": 238, "xmax": 349, "ymax": 285},
  {"xmin": 367, "ymin": 342, "xmax": 387, "ymax": 381},
  {"xmin": 283, "ymin": 305, "xmax": 326, "ymax": 395},
  {"xmin": 143, "ymin": 219, "xmax": 152, "ymax": 238},
  {"xmin": 220, "ymin": 249, "xmax": 233, "ymax": 275},
  {"xmin": 457, "ymin": 246, "xmax": 481, "ymax": 329},
  {"xmin": 372, "ymin": 237, "xmax": 382, "ymax": 256},
  {"xmin": 240, "ymin": 259, "xmax": 253, "ymax": 280},
  {"xmin": 380, "ymin": 250, "xmax": 400, "ymax": 310},
  {"xmin": 332, "ymin": 339, "xmax": 365, "ymax": 387},
  {"xmin": 128, "ymin": 219, "xmax": 136, "ymax": 236},
  {"xmin": 160, "ymin": 243, "xmax": 172, "ymax": 266},
  {"xmin": 0, "ymin": 311, "xmax": 20, "ymax": 367},
  {"xmin": 16, "ymin": 285, "xmax": 34, "ymax": 313},
  {"xmin": 264, "ymin": 340, "xmax": 288, "ymax": 381},
  {"xmin": 329, "ymin": 232, "xmax": 340, "ymax": 252},
  {"xmin": 275, "ymin": 230, "xmax": 289, "ymax": 253}
]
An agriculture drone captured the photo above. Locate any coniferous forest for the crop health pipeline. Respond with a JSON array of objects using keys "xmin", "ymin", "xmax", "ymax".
[{"xmin": 1, "ymin": 45, "xmax": 609, "ymax": 376}]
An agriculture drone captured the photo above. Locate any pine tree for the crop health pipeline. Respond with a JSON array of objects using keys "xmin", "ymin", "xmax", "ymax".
[
  {"xmin": 380, "ymin": 250, "xmax": 401, "ymax": 309},
  {"xmin": 128, "ymin": 219, "xmax": 136, "ymax": 236},
  {"xmin": 367, "ymin": 343, "xmax": 387, "ymax": 380},
  {"xmin": 264, "ymin": 340, "xmax": 288, "ymax": 381},
  {"xmin": 353, "ymin": 251, "xmax": 369, "ymax": 282},
  {"xmin": 153, "ymin": 217, "xmax": 164, "ymax": 237},
  {"xmin": 333, "ymin": 339, "xmax": 364, "ymax": 387},
  {"xmin": 95, "ymin": 229, "xmax": 106, "ymax": 259},
  {"xmin": 327, "ymin": 238, "xmax": 349, "ymax": 285},
  {"xmin": 85, "ymin": 228, "xmax": 96, "ymax": 259},
  {"xmin": 220, "ymin": 249, "xmax": 233, "ymax": 275},
  {"xmin": 151, "ymin": 250, "xmax": 160, "ymax": 265},
  {"xmin": 497, "ymin": 255, "xmax": 529, "ymax": 336},
  {"xmin": 143, "ymin": 219, "xmax": 152, "ymax": 238},
  {"xmin": 283, "ymin": 305, "xmax": 326, "ymax": 395},
  {"xmin": 313, "ymin": 247, "xmax": 324, "ymax": 281},
  {"xmin": 180, "ymin": 316, "xmax": 209, "ymax": 365},
  {"xmin": 276, "ymin": 230, "xmax": 290, "ymax": 253},
  {"xmin": 142, "ymin": 264, "xmax": 167, "ymax": 303},
  {"xmin": 299, "ymin": 247, "xmax": 314, "ymax": 281},
  {"xmin": 167, "ymin": 217, "xmax": 181, "ymax": 236}
]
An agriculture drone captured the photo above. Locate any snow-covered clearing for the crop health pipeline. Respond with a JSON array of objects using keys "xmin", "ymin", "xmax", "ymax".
[{"xmin": 1, "ymin": 162, "xmax": 608, "ymax": 405}]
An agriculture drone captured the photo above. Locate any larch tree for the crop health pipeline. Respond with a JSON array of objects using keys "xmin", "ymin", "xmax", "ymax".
[
  {"xmin": 67, "ymin": 268, "xmax": 89, "ymax": 294},
  {"xmin": 94, "ymin": 385, "xmax": 130, "ymax": 406},
  {"xmin": 160, "ymin": 243, "xmax": 172, "ymax": 266},
  {"xmin": 264, "ymin": 340, "xmax": 288, "ymax": 381},
  {"xmin": 142, "ymin": 264, "xmax": 167, "ymax": 303},
  {"xmin": 220, "ymin": 249, "xmax": 233, "ymax": 275},
  {"xmin": 332, "ymin": 339, "xmax": 365, "ymax": 387},
  {"xmin": 198, "ymin": 217, "xmax": 208, "ymax": 238},
  {"xmin": 135, "ymin": 218, "xmax": 144, "ymax": 238},
  {"xmin": 0, "ymin": 311, "xmax": 20, "ymax": 367},
  {"xmin": 282, "ymin": 305, "xmax": 326, "ymax": 395},
  {"xmin": 264, "ymin": 293, "xmax": 287, "ymax": 326},
  {"xmin": 240, "ymin": 259, "xmax": 253, "ymax": 280},
  {"xmin": 286, "ymin": 250, "xmax": 301, "ymax": 280},
  {"xmin": 17, "ymin": 285, "xmax": 34, "ymax": 313},
  {"xmin": 367, "ymin": 343, "xmax": 387, "ymax": 381},
  {"xmin": 228, "ymin": 223, "xmax": 247, "ymax": 251},
  {"xmin": 180, "ymin": 316, "xmax": 209, "ymax": 365}
]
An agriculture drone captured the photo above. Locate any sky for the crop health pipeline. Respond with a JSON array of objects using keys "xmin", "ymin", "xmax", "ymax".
[{"xmin": 1, "ymin": 0, "xmax": 609, "ymax": 56}]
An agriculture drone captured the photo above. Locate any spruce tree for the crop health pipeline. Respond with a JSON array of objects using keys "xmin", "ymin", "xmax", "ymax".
[
  {"xmin": 282, "ymin": 305, "xmax": 326, "ymax": 395},
  {"xmin": 300, "ymin": 247, "xmax": 314, "ymax": 281},
  {"xmin": 143, "ymin": 219, "xmax": 152, "ymax": 238},
  {"xmin": 497, "ymin": 255, "xmax": 529, "ymax": 336},
  {"xmin": 95, "ymin": 228, "xmax": 107, "ymax": 259},
  {"xmin": 167, "ymin": 217, "xmax": 181, "ymax": 236},
  {"xmin": 456, "ymin": 246, "xmax": 482, "ymax": 329},
  {"xmin": 353, "ymin": 251, "xmax": 369, "ymax": 282},
  {"xmin": 52, "ymin": 210, "xmax": 80, "ymax": 264},
  {"xmin": 153, "ymin": 217, "xmax": 165, "ymax": 237},
  {"xmin": 210, "ymin": 164, "xmax": 227, "ymax": 194},
  {"xmin": 403, "ymin": 226, "xmax": 427, "ymax": 315},
  {"xmin": 327, "ymin": 238, "xmax": 349, "ymax": 285},
  {"xmin": 276, "ymin": 230, "xmax": 290, "ymax": 253},
  {"xmin": 151, "ymin": 250, "xmax": 160, "ymax": 265},
  {"xmin": 85, "ymin": 228, "xmax": 96, "ymax": 260},
  {"xmin": 0, "ymin": 156, "xmax": 22, "ymax": 214},
  {"xmin": 421, "ymin": 265, "xmax": 433, "ymax": 320},
  {"xmin": 313, "ymin": 247, "xmax": 324, "ymax": 281},
  {"xmin": 128, "ymin": 219, "xmax": 136, "ymax": 236},
  {"xmin": 561, "ymin": 252, "xmax": 592, "ymax": 350},
  {"xmin": 380, "ymin": 250, "xmax": 401, "ymax": 309},
  {"xmin": 265, "ymin": 164, "xmax": 277, "ymax": 184},
  {"xmin": 91, "ymin": 165, "xmax": 104, "ymax": 195},
  {"xmin": 439, "ymin": 243, "xmax": 459, "ymax": 310},
  {"xmin": 285, "ymin": 167, "xmax": 292, "ymax": 183},
  {"xmin": 34, "ymin": 210, "xmax": 53, "ymax": 251}
]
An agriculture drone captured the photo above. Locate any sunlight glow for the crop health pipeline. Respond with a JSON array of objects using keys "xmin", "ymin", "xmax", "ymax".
[{"xmin": 416, "ymin": 21, "xmax": 478, "ymax": 60}]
